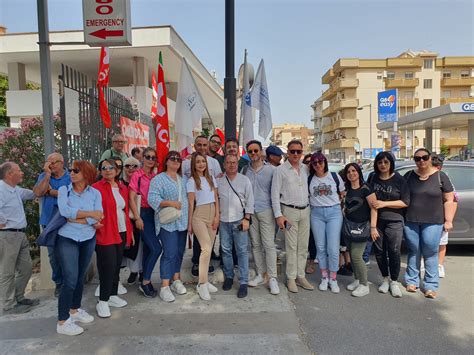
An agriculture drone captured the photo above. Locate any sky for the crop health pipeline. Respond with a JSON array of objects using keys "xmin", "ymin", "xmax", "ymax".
[{"xmin": 0, "ymin": 0, "xmax": 473, "ymax": 131}]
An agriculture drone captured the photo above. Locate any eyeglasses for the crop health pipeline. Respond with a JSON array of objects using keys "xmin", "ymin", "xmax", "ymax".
[
  {"xmin": 247, "ymin": 149, "xmax": 260, "ymax": 154},
  {"xmin": 312, "ymin": 160, "xmax": 325, "ymax": 165},
  {"xmin": 68, "ymin": 168, "xmax": 80, "ymax": 174},
  {"xmin": 48, "ymin": 160, "xmax": 63, "ymax": 165},
  {"xmin": 196, "ymin": 143, "xmax": 208, "ymax": 147},
  {"xmin": 289, "ymin": 150, "xmax": 303, "ymax": 155},
  {"xmin": 113, "ymin": 140, "xmax": 126, "ymax": 144},
  {"xmin": 144, "ymin": 155, "xmax": 157, "ymax": 161},
  {"xmin": 169, "ymin": 156, "xmax": 182, "ymax": 162},
  {"xmin": 414, "ymin": 155, "xmax": 430, "ymax": 162},
  {"xmin": 100, "ymin": 166, "xmax": 116, "ymax": 171},
  {"xmin": 210, "ymin": 140, "xmax": 221, "ymax": 145},
  {"xmin": 377, "ymin": 160, "xmax": 390, "ymax": 165},
  {"xmin": 125, "ymin": 164, "xmax": 138, "ymax": 169}
]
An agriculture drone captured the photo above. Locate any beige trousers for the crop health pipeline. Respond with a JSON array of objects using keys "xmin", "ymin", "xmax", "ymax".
[
  {"xmin": 192, "ymin": 203, "xmax": 217, "ymax": 284},
  {"xmin": 249, "ymin": 208, "xmax": 277, "ymax": 278}
]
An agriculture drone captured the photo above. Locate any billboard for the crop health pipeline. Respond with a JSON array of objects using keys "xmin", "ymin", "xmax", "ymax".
[
  {"xmin": 363, "ymin": 148, "xmax": 383, "ymax": 159},
  {"xmin": 378, "ymin": 89, "xmax": 398, "ymax": 122},
  {"xmin": 391, "ymin": 132, "xmax": 401, "ymax": 153}
]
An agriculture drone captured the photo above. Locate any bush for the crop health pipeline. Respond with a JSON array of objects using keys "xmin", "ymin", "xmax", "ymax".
[{"xmin": 0, "ymin": 116, "xmax": 62, "ymax": 258}]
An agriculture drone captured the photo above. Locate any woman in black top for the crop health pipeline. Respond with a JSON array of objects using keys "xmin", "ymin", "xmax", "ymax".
[
  {"xmin": 369, "ymin": 151, "xmax": 410, "ymax": 298},
  {"xmin": 403, "ymin": 148, "xmax": 455, "ymax": 299},
  {"xmin": 343, "ymin": 163, "xmax": 378, "ymax": 297}
]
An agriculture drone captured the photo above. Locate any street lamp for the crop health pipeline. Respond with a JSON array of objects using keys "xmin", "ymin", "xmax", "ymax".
[{"xmin": 357, "ymin": 104, "xmax": 372, "ymax": 155}]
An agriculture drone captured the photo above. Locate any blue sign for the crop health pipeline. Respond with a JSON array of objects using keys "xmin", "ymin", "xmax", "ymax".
[
  {"xmin": 363, "ymin": 148, "xmax": 383, "ymax": 159},
  {"xmin": 378, "ymin": 89, "xmax": 398, "ymax": 122},
  {"xmin": 461, "ymin": 103, "xmax": 474, "ymax": 112}
]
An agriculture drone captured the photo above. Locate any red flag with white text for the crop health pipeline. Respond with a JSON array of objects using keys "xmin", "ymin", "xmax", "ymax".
[
  {"xmin": 154, "ymin": 52, "xmax": 170, "ymax": 172},
  {"xmin": 97, "ymin": 47, "xmax": 111, "ymax": 128}
]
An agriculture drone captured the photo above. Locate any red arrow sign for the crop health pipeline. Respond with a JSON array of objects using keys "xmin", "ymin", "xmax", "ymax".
[{"xmin": 90, "ymin": 28, "xmax": 124, "ymax": 39}]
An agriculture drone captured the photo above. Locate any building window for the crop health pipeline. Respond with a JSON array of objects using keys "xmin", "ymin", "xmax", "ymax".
[
  {"xmin": 442, "ymin": 91, "xmax": 451, "ymax": 98},
  {"xmin": 405, "ymin": 72, "xmax": 414, "ymax": 79},
  {"xmin": 423, "ymin": 79, "xmax": 432, "ymax": 89},
  {"xmin": 461, "ymin": 70, "xmax": 470, "ymax": 78},
  {"xmin": 404, "ymin": 91, "xmax": 414, "ymax": 99},
  {"xmin": 443, "ymin": 71, "xmax": 451, "ymax": 78},
  {"xmin": 423, "ymin": 59, "xmax": 433, "ymax": 69},
  {"xmin": 387, "ymin": 72, "xmax": 395, "ymax": 79},
  {"xmin": 423, "ymin": 99, "xmax": 432, "ymax": 109},
  {"xmin": 461, "ymin": 90, "xmax": 469, "ymax": 98},
  {"xmin": 377, "ymin": 72, "xmax": 383, "ymax": 80}
]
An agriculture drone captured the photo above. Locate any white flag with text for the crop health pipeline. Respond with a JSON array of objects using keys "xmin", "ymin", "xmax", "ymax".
[{"xmin": 249, "ymin": 59, "xmax": 272, "ymax": 139}]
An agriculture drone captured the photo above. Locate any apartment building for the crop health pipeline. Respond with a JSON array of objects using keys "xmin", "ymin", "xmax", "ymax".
[
  {"xmin": 319, "ymin": 50, "xmax": 474, "ymax": 160},
  {"xmin": 310, "ymin": 97, "xmax": 329, "ymax": 151},
  {"xmin": 271, "ymin": 123, "xmax": 314, "ymax": 151}
]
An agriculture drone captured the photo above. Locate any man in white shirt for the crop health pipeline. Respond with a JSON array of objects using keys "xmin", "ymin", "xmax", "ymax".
[
  {"xmin": 271, "ymin": 140, "xmax": 314, "ymax": 293},
  {"xmin": 0, "ymin": 162, "xmax": 40, "ymax": 314}
]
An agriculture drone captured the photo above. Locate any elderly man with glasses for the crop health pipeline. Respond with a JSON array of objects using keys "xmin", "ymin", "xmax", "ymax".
[
  {"xmin": 33, "ymin": 153, "xmax": 71, "ymax": 297},
  {"xmin": 100, "ymin": 134, "xmax": 130, "ymax": 162}
]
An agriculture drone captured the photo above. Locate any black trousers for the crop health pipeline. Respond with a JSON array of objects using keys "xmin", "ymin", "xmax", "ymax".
[
  {"xmin": 308, "ymin": 230, "xmax": 316, "ymax": 260},
  {"xmin": 96, "ymin": 232, "xmax": 126, "ymax": 301},
  {"xmin": 373, "ymin": 219, "xmax": 403, "ymax": 281}
]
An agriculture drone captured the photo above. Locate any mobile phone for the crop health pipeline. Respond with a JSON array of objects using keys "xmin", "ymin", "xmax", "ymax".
[{"xmin": 284, "ymin": 221, "xmax": 292, "ymax": 230}]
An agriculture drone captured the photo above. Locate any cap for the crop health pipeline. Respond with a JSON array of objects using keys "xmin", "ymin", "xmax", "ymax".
[{"xmin": 265, "ymin": 145, "xmax": 283, "ymax": 157}]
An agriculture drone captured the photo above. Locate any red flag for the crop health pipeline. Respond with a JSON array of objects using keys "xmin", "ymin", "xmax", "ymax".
[
  {"xmin": 97, "ymin": 47, "xmax": 111, "ymax": 128},
  {"xmin": 154, "ymin": 52, "xmax": 170, "ymax": 172}
]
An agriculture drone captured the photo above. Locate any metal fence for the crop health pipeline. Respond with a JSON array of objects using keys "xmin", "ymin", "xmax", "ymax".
[{"xmin": 59, "ymin": 64, "xmax": 150, "ymax": 165}]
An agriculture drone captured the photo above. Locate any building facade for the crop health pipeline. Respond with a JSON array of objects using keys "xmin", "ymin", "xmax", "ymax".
[
  {"xmin": 310, "ymin": 97, "xmax": 329, "ymax": 152},
  {"xmin": 319, "ymin": 50, "xmax": 474, "ymax": 160},
  {"xmin": 271, "ymin": 123, "xmax": 314, "ymax": 151}
]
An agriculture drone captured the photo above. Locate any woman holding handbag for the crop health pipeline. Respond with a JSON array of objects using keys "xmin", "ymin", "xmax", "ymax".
[
  {"xmin": 92, "ymin": 159, "xmax": 133, "ymax": 318},
  {"xmin": 186, "ymin": 152, "xmax": 220, "ymax": 301},
  {"xmin": 129, "ymin": 147, "xmax": 159, "ymax": 298},
  {"xmin": 148, "ymin": 151, "xmax": 189, "ymax": 303},
  {"xmin": 342, "ymin": 163, "xmax": 378, "ymax": 297}
]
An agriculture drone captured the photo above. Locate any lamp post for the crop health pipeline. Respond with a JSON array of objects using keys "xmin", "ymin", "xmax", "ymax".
[{"xmin": 358, "ymin": 104, "xmax": 372, "ymax": 156}]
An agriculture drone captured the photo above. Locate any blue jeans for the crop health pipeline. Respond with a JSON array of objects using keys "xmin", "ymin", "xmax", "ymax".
[
  {"xmin": 56, "ymin": 235, "xmax": 95, "ymax": 321},
  {"xmin": 47, "ymin": 246, "xmax": 62, "ymax": 286},
  {"xmin": 363, "ymin": 241, "xmax": 373, "ymax": 263},
  {"xmin": 220, "ymin": 221, "xmax": 249, "ymax": 285},
  {"xmin": 404, "ymin": 222, "xmax": 443, "ymax": 291},
  {"xmin": 159, "ymin": 229, "xmax": 187, "ymax": 280},
  {"xmin": 310, "ymin": 205, "xmax": 343, "ymax": 273},
  {"xmin": 140, "ymin": 208, "xmax": 162, "ymax": 281}
]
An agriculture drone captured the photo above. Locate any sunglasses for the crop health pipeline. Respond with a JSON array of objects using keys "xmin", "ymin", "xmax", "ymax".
[
  {"xmin": 247, "ymin": 149, "xmax": 260, "ymax": 154},
  {"xmin": 377, "ymin": 160, "xmax": 390, "ymax": 165},
  {"xmin": 210, "ymin": 140, "xmax": 221, "ymax": 145},
  {"xmin": 101, "ymin": 165, "xmax": 116, "ymax": 171},
  {"xmin": 289, "ymin": 150, "xmax": 303, "ymax": 155},
  {"xmin": 303, "ymin": 160, "xmax": 311, "ymax": 165},
  {"xmin": 125, "ymin": 164, "xmax": 138, "ymax": 169},
  {"xmin": 169, "ymin": 156, "xmax": 182, "ymax": 162},
  {"xmin": 144, "ymin": 155, "xmax": 157, "ymax": 161},
  {"xmin": 68, "ymin": 168, "xmax": 80, "ymax": 174},
  {"xmin": 414, "ymin": 155, "xmax": 430, "ymax": 162},
  {"xmin": 312, "ymin": 160, "xmax": 325, "ymax": 165}
]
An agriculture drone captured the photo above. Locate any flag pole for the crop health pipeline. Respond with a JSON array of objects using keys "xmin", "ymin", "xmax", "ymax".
[{"xmin": 238, "ymin": 49, "xmax": 248, "ymax": 146}]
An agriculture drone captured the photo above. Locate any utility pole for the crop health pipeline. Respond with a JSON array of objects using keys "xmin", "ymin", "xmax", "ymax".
[
  {"xmin": 37, "ymin": 0, "xmax": 55, "ymax": 155},
  {"xmin": 224, "ymin": 0, "xmax": 236, "ymax": 140}
]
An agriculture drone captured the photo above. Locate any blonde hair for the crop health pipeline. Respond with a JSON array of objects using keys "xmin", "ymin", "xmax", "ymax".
[{"xmin": 190, "ymin": 152, "xmax": 214, "ymax": 191}]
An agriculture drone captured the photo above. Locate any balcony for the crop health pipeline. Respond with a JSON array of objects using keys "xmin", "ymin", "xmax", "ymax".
[
  {"xmin": 324, "ymin": 138, "xmax": 359, "ymax": 149},
  {"xmin": 440, "ymin": 137, "xmax": 467, "ymax": 146},
  {"xmin": 322, "ymin": 98, "xmax": 359, "ymax": 117},
  {"xmin": 398, "ymin": 98, "xmax": 419, "ymax": 107},
  {"xmin": 386, "ymin": 57, "xmax": 423, "ymax": 68},
  {"xmin": 441, "ymin": 77, "xmax": 474, "ymax": 87},
  {"xmin": 440, "ymin": 97, "xmax": 474, "ymax": 105},
  {"xmin": 384, "ymin": 78, "xmax": 419, "ymax": 88},
  {"xmin": 321, "ymin": 86, "xmax": 335, "ymax": 101},
  {"xmin": 322, "ymin": 119, "xmax": 359, "ymax": 134}
]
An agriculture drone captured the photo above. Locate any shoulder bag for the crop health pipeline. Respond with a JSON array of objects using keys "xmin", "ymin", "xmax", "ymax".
[
  {"xmin": 158, "ymin": 175, "xmax": 182, "ymax": 224},
  {"xmin": 342, "ymin": 216, "xmax": 370, "ymax": 243}
]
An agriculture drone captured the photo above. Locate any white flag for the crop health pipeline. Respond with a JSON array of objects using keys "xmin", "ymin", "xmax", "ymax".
[
  {"xmin": 174, "ymin": 58, "xmax": 205, "ymax": 152},
  {"xmin": 249, "ymin": 59, "xmax": 272, "ymax": 139},
  {"xmin": 240, "ymin": 53, "xmax": 254, "ymax": 145}
]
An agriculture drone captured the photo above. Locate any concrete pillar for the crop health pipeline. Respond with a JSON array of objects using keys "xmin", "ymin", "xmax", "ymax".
[
  {"xmin": 425, "ymin": 128, "xmax": 433, "ymax": 152},
  {"xmin": 468, "ymin": 120, "xmax": 474, "ymax": 149},
  {"xmin": 132, "ymin": 56, "xmax": 148, "ymax": 86},
  {"xmin": 7, "ymin": 62, "xmax": 27, "ymax": 90}
]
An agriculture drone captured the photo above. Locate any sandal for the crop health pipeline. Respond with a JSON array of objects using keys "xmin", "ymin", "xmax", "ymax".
[
  {"xmin": 305, "ymin": 260, "xmax": 316, "ymax": 274},
  {"xmin": 406, "ymin": 284, "xmax": 417, "ymax": 293},
  {"xmin": 424, "ymin": 290, "xmax": 437, "ymax": 299}
]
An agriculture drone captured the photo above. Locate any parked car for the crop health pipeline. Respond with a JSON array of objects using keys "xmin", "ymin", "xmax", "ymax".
[{"xmin": 364, "ymin": 161, "xmax": 474, "ymax": 244}]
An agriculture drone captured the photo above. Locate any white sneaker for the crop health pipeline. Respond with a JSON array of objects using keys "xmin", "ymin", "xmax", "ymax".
[
  {"xmin": 389, "ymin": 281, "xmax": 402, "ymax": 298},
  {"xmin": 438, "ymin": 264, "xmax": 445, "ymax": 278},
  {"xmin": 197, "ymin": 283, "xmax": 211, "ymax": 301},
  {"xmin": 248, "ymin": 274, "xmax": 265, "ymax": 287},
  {"xmin": 57, "ymin": 317, "xmax": 84, "ymax": 336},
  {"xmin": 329, "ymin": 279, "xmax": 340, "ymax": 294},
  {"xmin": 96, "ymin": 301, "xmax": 111, "ymax": 318},
  {"xmin": 319, "ymin": 278, "xmax": 329, "ymax": 291},
  {"xmin": 94, "ymin": 285, "xmax": 100, "ymax": 297},
  {"xmin": 171, "ymin": 280, "xmax": 187, "ymax": 295},
  {"xmin": 378, "ymin": 278, "xmax": 390, "ymax": 294},
  {"xmin": 70, "ymin": 308, "xmax": 94, "ymax": 323},
  {"xmin": 108, "ymin": 295, "xmax": 127, "ymax": 308},
  {"xmin": 346, "ymin": 279, "xmax": 360, "ymax": 291},
  {"xmin": 117, "ymin": 282, "xmax": 127, "ymax": 295},
  {"xmin": 269, "ymin": 277, "xmax": 280, "ymax": 295},
  {"xmin": 352, "ymin": 284, "xmax": 370, "ymax": 297},
  {"xmin": 160, "ymin": 286, "xmax": 175, "ymax": 303},
  {"xmin": 207, "ymin": 282, "xmax": 218, "ymax": 293}
]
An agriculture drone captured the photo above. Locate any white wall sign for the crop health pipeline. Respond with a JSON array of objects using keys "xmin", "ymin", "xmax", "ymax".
[
  {"xmin": 64, "ymin": 88, "xmax": 81, "ymax": 136},
  {"xmin": 83, "ymin": 0, "xmax": 132, "ymax": 47}
]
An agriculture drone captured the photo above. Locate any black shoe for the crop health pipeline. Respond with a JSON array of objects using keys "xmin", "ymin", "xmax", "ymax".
[
  {"xmin": 223, "ymin": 278, "xmax": 233, "ymax": 291},
  {"xmin": 337, "ymin": 265, "xmax": 353, "ymax": 276},
  {"xmin": 208, "ymin": 265, "xmax": 215, "ymax": 274},
  {"xmin": 54, "ymin": 284, "xmax": 61, "ymax": 298},
  {"xmin": 191, "ymin": 264, "xmax": 199, "ymax": 277},
  {"xmin": 127, "ymin": 272, "xmax": 138, "ymax": 285},
  {"xmin": 17, "ymin": 298, "xmax": 40, "ymax": 307},
  {"xmin": 3, "ymin": 304, "xmax": 32, "ymax": 315},
  {"xmin": 139, "ymin": 272, "xmax": 144, "ymax": 283},
  {"xmin": 237, "ymin": 284, "xmax": 248, "ymax": 298},
  {"xmin": 139, "ymin": 283, "xmax": 157, "ymax": 298},
  {"xmin": 211, "ymin": 252, "xmax": 221, "ymax": 261}
]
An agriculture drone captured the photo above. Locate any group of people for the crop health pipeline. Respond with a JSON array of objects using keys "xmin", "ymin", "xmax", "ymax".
[{"xmin": 0, "ymin": 132, "xmax": 455, "ymax": 337}]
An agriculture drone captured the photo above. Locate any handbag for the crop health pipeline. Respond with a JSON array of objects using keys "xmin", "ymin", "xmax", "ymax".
[
  {"xmin": 129, "ymin": 177, "xmax": 142, "ymax": 219},
  {"xmin": 37, "ymin": 207, "xmax": 67, "ymax": 247},
  {"xmin": 158, "ymin": 175, "xmax": 182, "ymax": 224},
  {"xmin": 342, "ymin": 216, "xmax": 370, "ymax": 243}
]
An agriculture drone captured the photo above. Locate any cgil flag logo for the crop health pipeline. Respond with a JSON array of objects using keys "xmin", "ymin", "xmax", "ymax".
[{"xmin": 379, "ymin": 95, "xmax": 396, "ymax": 108}]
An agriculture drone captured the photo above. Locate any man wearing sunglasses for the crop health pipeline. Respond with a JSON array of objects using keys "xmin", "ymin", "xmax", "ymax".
[
  {"xmin": 271, "ymin": 139, "xmax": 313, "ymax": 293},
  {"xmin": 100, "ymin": 134, "xmax": 130, "ymax": 163},
  {"xmin": 208, "ymin": 134, "xmax": 224, "ymax": 171},
  {"xmin": 33, "ymin": 153, "xmax": 71, "ymax": 297}
]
